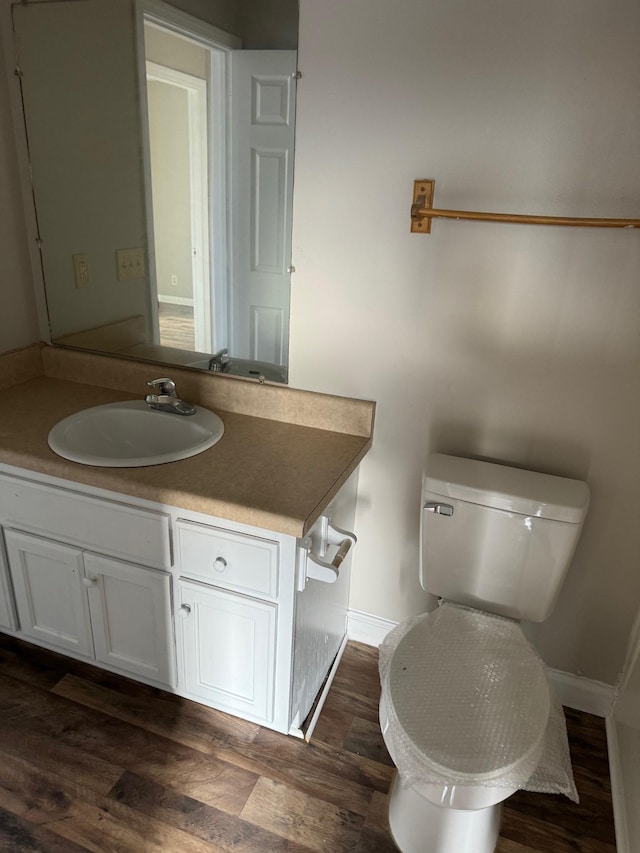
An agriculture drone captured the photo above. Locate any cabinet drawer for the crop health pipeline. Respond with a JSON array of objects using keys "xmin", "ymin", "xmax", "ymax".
[
  {"xmin": 177, "ymin": 520, "xmax": 278, "ymax": 598},
  {"xmin": 0, "ymin": 475, "xmax": 171, "ymax": 569}
]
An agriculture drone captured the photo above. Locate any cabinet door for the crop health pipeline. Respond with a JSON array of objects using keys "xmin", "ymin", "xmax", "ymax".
[
  {"xmin": 4, "ymin": 529, "xmax": 93, "ymax": 657},
  {"xmin": 0, "ymin": 538, "xmax": 17, "ymax": 631},
  {"xmin": 84, "ymin": 554, "xmax": 176, "ymax": 689},
  {"xmin": 178, "ymin": 579, "xmax": 276, "ymax": 724}
]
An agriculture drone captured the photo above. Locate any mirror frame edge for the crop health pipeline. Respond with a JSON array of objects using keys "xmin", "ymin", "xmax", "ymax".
[{"xmin": 1, "ymin": 0, "xmax": 52, "ymax": 345}]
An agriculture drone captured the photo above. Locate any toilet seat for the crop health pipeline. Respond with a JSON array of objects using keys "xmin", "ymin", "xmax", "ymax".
[{"xmin": 381, "ymin": 603, "xmax": 551, "ymax": 792}]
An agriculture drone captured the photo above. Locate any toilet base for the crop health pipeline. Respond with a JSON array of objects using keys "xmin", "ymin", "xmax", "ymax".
[{"xmin": 388, "ymin": 773, "xmax": 502, "ymax": 853}]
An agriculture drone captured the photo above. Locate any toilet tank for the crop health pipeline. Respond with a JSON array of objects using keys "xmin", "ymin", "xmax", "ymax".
[{"xmin": 421, "ymin": 454, "xmax": 590, "ymax": 622}]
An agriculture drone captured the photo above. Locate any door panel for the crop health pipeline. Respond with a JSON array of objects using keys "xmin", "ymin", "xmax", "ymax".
[
  {"xmin": 84, "ymin": 553, "xmax": 175, "ymax": 688},
  {"xmin": 178, "ymin": 579, "xmax": 276, "ymax": 723},
  {"xmin": 4, "ymin": 529, "xmax": 93, "ymax": 657},
  {"xmin": 0, "ymin": 539, "xmax": 17, "ymax": 631},
  {"xmin": 230, "ymin": 50, "xmax": 296, "ymax": 365}
]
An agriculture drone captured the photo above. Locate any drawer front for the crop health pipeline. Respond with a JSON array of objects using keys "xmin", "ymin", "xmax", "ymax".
[
  {"xmin": 177, "ymin": 520, "xmax": 278, "ymax": 598},
  {"xmin": 0, "ymin": 475, "xmax": 171, "ymax": 569}
]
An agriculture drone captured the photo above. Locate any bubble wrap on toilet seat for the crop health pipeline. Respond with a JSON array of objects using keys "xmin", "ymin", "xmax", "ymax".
[{"xmin": 379, "ymin": 603, "xmax": 578, "ymax": 802}]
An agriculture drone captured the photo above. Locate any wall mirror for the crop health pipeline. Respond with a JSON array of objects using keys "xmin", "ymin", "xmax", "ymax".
[{"xmin": 8, "ymin": 0, "xmax": 298, "ymax": 383}]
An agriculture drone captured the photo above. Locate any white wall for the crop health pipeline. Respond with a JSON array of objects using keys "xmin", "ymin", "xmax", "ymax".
[
  {"xmin": 0, "ymin": 20, "xmax": 38, "ymax": 352},
  {"xmin": 241, "ymin": 0, "xmax": 298, "ymax": 50},
  {"xmin": 164, "ymin": 0, "xmax": 241, "ymax": 37},
  {"xmin": 290, "ymin": 0, "xmax": 640, "ymax": 684}
]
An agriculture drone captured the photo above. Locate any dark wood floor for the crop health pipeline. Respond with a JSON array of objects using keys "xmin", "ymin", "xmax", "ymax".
[{"xmin": 0, "ymin": 634, "xmax": 617, "ymax": 852}]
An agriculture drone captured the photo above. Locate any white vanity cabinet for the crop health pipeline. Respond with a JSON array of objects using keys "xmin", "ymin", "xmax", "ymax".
[
  {"xmin": 0, "ymin": 466, "xmax": 358, "ymax": 737},
  {"xmin": 0, "ymin": 472, "xmax": 176, "ymax": 688},
  {"xmin": 176, "ymin": 520, "xmax": 282, "ymax": 726},
  {"xmin": 3, "ymin": 530, "xmax": 175, "ymax": 686}
]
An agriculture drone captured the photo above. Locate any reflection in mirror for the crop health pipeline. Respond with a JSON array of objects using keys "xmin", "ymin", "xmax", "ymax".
[{"xmin": 10, "ymin": 0, "xmax": 298, "ymax": 383}]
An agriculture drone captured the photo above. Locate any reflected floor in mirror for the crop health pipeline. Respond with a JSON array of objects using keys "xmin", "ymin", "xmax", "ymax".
[
  {"xmin": 158, "ymin": 301, "xmax": 195, "ymax": 351},
  {"xmin": 0, "ymin": 635, "xmax": 616, "ymax": 852}
]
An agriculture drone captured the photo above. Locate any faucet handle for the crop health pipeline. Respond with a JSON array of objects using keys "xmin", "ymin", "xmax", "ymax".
[
  {"xmin": 208, "ymin": 349, "xmax": 231, "ymax": 372},
  {"xmin": 146, "ymin": 378, "xmax": 177, "ymax": 397}
]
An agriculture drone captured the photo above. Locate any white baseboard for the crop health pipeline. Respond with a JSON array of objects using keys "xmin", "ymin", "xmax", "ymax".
[
  {"xmin": 158, "ymin": 295, "xmax": 194, "ymax": 307},
  {"xmin": 347, "ymin": 609, "xmax": 615, "ymax": 717},
  {"xmin": 347, "ymin": 609, "xmax": 397, "ymax": 647},
  {"xmin": 548, "ymin": 667, "xmax": 615, "ymax": 717}
]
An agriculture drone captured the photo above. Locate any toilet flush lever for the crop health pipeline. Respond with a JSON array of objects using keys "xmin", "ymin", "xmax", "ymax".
[{"xmin": 424, "ymin": 502, "xmax": 454, "ymax": 516}]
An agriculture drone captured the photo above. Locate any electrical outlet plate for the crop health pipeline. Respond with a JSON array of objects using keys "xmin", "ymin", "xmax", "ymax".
[
  {"xmin": 116, "ymin": 247, "xmax": 145, "ymax": 281},
  {"xmin": 72, "ymin": 253, "xmax": 91, "ymax": 288}
]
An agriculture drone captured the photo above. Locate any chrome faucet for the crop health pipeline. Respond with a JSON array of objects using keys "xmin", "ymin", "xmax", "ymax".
[
  {"xmin": 208, "ymin": 348, "xmax": 231, "ymax": 372},
  {"xmin": 144, "ymin": 378, "xmax": 196, "ymax": 416}
]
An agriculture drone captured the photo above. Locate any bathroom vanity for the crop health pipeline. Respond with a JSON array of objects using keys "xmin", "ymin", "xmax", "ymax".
[{"xmin": 0, "ymin": 345, "xmax": 374, "ymax": 737}]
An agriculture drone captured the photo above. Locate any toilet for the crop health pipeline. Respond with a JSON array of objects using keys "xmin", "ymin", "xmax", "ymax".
[{"xmin": 379, "ymin": 453, "xmax": 590, "ymax": 853}]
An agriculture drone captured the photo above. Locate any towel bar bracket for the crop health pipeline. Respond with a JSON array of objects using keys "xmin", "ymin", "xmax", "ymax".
[{"xmin": 411, "ymin": 179, "xmax": 435, "ymax": 233}]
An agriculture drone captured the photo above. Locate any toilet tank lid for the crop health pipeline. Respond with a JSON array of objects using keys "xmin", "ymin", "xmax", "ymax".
[{"xmin": 424, "ymin": 454, "xmax": 590, "ymax": 523}]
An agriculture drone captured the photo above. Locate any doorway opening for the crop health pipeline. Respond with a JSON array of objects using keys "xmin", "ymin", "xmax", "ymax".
[
  {"xmin": 146, "ymin": 60, "xmax": 208, "ymax": 351},
  {"xmin": 140, "ymin": 1, "xmax": 236, "ymax": 354}
]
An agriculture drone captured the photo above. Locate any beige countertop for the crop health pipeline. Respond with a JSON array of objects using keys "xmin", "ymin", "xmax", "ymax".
[{"xmin": 0, "ymin": 348, "xmax": 374, "ymax": 537}]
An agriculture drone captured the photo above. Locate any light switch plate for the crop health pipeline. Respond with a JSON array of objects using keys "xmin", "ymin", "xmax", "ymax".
[{"xmin": 116, "ymin": 247, "xmax": 145, "ymax": 281}]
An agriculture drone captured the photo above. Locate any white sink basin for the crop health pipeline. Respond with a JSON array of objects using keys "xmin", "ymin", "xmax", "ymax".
[{"xmin": 48, "ymin": 400, "xmax": 224, "ymax": 467}]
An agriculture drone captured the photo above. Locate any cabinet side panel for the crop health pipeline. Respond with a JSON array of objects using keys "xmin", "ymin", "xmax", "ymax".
[{"xmin": 291, "ymin": 470, "xmax": 358, "ymax": 727}]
